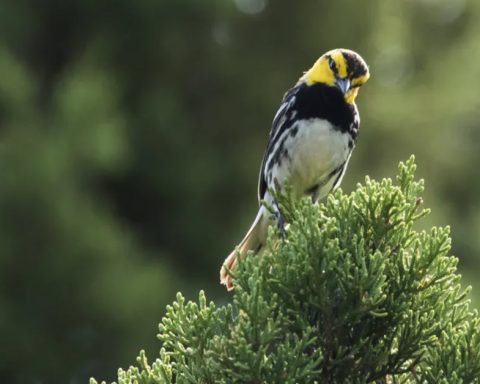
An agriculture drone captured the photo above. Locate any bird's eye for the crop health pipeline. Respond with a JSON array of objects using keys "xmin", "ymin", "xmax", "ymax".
[{"xmin": 328, "ymin": 58, "xmax": 336, "ymax": 71}]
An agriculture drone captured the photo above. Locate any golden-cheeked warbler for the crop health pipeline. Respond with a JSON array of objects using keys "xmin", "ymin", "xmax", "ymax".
[{"xmin": 221, "ymin": 48, "xmax": 370, "ymax": 290}]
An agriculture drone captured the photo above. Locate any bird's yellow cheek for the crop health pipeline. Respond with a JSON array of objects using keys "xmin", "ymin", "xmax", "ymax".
[
  {"xmin": 345, "ymin": 87, "xmax": 359, "ymax": 104},
  {"xmin": 303, "ymin": 58, "xmax": 336, "ymax": 86}
]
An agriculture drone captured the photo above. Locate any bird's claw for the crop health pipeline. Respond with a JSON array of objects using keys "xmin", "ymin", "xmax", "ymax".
[{"xmin": 276, "ymin": 213, "xmax": 286, "ymax": 240}]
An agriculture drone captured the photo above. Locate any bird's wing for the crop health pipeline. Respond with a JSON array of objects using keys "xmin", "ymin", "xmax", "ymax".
[{"xmin": 257, "ymin": 86, "xmax": 300, "ymax": 202}]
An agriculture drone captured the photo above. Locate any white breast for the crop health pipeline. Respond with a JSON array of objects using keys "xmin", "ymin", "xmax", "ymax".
[{"xmin": 271, "ymin": 118, "xmax": 351, "ymax": 197}]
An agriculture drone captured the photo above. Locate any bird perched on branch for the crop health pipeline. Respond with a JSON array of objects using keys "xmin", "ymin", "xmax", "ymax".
[{"xmin": 220, "ymin": 48, "xmax": 370, "ymax": 290}]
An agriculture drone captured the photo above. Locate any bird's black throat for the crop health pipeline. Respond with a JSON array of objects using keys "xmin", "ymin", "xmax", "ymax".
[{"xmin": 294, "ymin": 83, "xmax": 357, "ymax": 134}]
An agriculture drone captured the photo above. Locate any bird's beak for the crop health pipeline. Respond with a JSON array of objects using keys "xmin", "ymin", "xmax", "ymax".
[{"xmin": 335, "ymin": 78, "xmax": 351, "ymax": 94}]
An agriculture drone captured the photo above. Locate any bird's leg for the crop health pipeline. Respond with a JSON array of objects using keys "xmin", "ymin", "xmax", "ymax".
[{"xmin": 272, "ymin": 199, "xmax": 286, "ymax": 240}]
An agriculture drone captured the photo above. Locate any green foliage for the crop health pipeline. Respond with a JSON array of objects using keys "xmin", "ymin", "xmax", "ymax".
[{"xmin": 91, "ymin": 158, "xmax": 480, "ymax": 383}]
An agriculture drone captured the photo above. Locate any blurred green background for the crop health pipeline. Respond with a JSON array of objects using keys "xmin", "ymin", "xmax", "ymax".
[{"xmin": 0, "ymin": 0, "xmax": 479, "ymax": 382}]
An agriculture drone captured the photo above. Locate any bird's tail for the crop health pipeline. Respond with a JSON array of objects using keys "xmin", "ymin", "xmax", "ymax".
[{"xmin": 220, "ymin": 206, "xmax": 269, "ymax": 290}]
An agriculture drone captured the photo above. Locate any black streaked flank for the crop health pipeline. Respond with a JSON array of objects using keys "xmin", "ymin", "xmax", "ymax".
[
  {"xmin": 349, "ymin": 119, "xmax": 359, "ymax": 143},
  {"xmin": 290, "ymin": 125, "xmax": 298, "ymax": 137},
  {"xmin": 348, "ymin": 138, "xmax": 354, "ymax": 149}
]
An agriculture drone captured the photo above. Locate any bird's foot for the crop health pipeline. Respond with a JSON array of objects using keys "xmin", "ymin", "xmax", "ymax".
[{"xmin": 273, "ymin": 202, "xmax": 286, "ymax": 240}]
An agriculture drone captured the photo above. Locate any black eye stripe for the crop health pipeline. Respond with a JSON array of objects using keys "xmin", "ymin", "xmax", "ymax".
[{"xmin": 327, "ymin": 56, "xmax": 337, "ymax": 73}]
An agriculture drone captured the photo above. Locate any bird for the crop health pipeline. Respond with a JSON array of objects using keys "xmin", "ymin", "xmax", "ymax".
[{"xmin": 220, "ymin": 48, "xmax": 370, "ymax": 290}]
